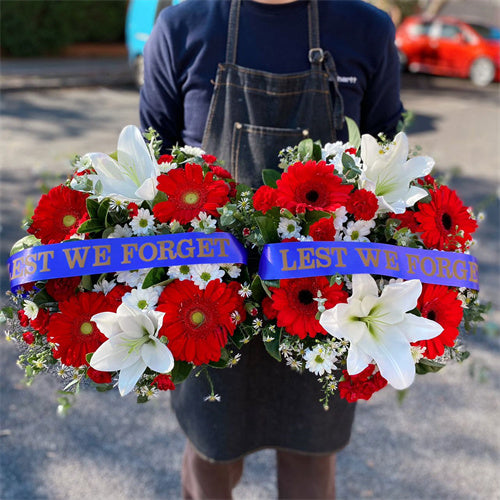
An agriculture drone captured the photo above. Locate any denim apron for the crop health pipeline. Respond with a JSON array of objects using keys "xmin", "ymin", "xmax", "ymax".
[
  {"xmin": 171, "ymin": 0, "xmax": 356, "ymax": 461},
  {"xmin": 201, "ymin": 0, "xmax": 344, "ymax": 186}
]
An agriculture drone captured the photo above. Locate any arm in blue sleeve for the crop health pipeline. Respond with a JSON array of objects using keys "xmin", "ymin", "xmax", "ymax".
[
  {"xmin": 139, "ymin": 11, "xmax": 183, "ymax": 152},
  {"xmin": 360, "ymin": 20, "xmax": 404, "ymax": 138}
]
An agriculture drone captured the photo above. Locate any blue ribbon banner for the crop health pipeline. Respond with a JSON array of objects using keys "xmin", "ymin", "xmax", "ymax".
[
  {"xmin": 259, "ymin": 241, "xmax": 479, "ymax": 290},
  {"xmin": 8, "ymin": 232, "xmax": 247, "ymax": 290}
]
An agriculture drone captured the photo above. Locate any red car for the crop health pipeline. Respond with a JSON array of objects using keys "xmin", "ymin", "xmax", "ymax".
[{"xmin": 396, "ymin": 15, "xmax": 500, "ymax": 86}]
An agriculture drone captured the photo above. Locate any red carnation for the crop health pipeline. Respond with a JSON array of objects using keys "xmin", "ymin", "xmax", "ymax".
[
  {"xmin": 339, "ymin": 365, "xmax": 388, "ymax": 403},
  {"xmin": 29, "ymin": 307, "xmax": 50, "ymax": 335},
  {"xmin": 45, "ymin": 276, "xmax": 81, "ymax": 302},
  {"xmin": 390, "ymin": 209, "xmax": 420, "ymax": 233},
  {"xmin": 18, "ymin": 310, "xmax": 30, "ymax": 327},
  {"xmin": 105, "ymin": 284, "xmax": 132, "ymax": 308},
  {"xmin": 346, "ymin": 189, "xmax": 378, "ymax": 220},
  {"xmin": 152, "ymin": 374, "xmax": 176, "ymax": 391},
  {"xmin": 202, "ymin": 154, "xmax": 218, "ymax": 165},
  {"xmin": 413, "ymin": 284, "xmax": 463, "ymax": 359},
  {"xmin": 275, "ymin": 160, "xmax": 353, "ymax": 214},
  {"xmin": 158, "ymin": 154, "xmax": 174, "ymax": 165},
  {"xmin": 270, "ymin": 277, "xmax": 347, "ymax": 339},
  {"xmin": 28, "ymin": 185, "xmax": 89, "ymax": 244},
  {"xmin": 47, "ymin": 292, "xmax": 115, "ymax": 367},
  {"xmin": 308, "ymin": 217, "xmax": 336, "ymax": 241},
  {"xmin": 262, "ymin": 296, "xmax": 278, "ymax": 320},
  {"xmin": 414, "ymin": 185, "xmax": 478, "ymax": 251},
  {"xmin": 154, "ymin": 163, "xmax": 229, "ymax": 224},
  {"xmin": 253, "ymin": 185, "xmax": 278, "ymax": 214},
  {"xmin": 210, "ymin": 164, "xmax": 232, "ymax": 179},
  {"xmin": 22, "ymin": 332, "xmax": 35, "ymax": 345},
  {"xmin": 157, "ymin": 280, "xmax": 241, "ymax": 365},
  {"xmin": 87, "ymin": 366, "xmax": 112, "ymax": 384},
  {"xmin": 127, "ymin": 202, "xmax": 139, "ymax": 218}
]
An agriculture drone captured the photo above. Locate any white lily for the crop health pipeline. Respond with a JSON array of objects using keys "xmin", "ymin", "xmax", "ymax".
[
  {"xmin": 89, "ymin": 303, "xmax": 174, "ymax": 396},
  {"xmin": 86, "ymin": 125, "xmax": 159, "ymax": 202},
  {"xmin": 359, "ymin": 132, "xmax": 434, "ymax": 214},
  {"xmin": 319, "ymin": 274, "xmax": 442, "ymax": 390}
]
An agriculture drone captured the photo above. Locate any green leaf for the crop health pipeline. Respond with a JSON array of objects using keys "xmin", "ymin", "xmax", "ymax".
[
  {"xmin": 298, "ymin": 138, "xmax": 314, "ymax": 160},
  {"xmin": 142, "ymin": 267, "xmax": 167, "ymax": 289},
  {"xmin": 415, "ymin": 358, "xmax": 445, "ymax": 375},
  {"xmin": 86, "ymin": 198, "xmax": 99, "ymax": 219},
  {"xmin": 345, "ymin": 116, "xmax": 361, "ymax": 149},
  {"xmin": 263, "ymin": 328, "xmax": 282, "ymax": 361},
  {"xmin": 85, "ymin": 352, "xmax": 94, "ymax": 364},
  {"xmin": 250, "ymin": 276, "xmax": 266, "ymax": 303},
  {"xmin": 396, "ymin": 389, "xmax": 408, "ymax": 405},
  {"xmin": 77, "ymin": 219, "xmax": 104, "ymax": 234},
  {"xmin": 304, "ymin": 210, "xmax": 332, "ymax": 225},
  {"xmin": 170, "ymin": 361, "xmax": 193, "ymax": 385},
  {"xmin": 262, "ymin": 169, "xmax": 281, "ymax": 188},
  {"xmin": 97, "ymin": 198, "xmax": 112, "ymax": 221},
  {"xmin": 255, "ymin": 216, "xmax": 279, "ymax": 243},
  {"xmin": 208, "ymin": 348, "xmax": 230, "ymax": 369},
  {"xmin": 10, "ymin": 235, "xmax": 41, "ymax": 256},
  {"xmin": 312, "ymin": 142, "xmax": 323, "ymax": 161},
  {"xmin": 80, "ymin": 275, "xmax": 93, "ymax": 291},
  {"xmin": 136, "ymin": 395, "xmax": 149, "ymax": 404},
  {"xmin": 95, "ymin": 384, "xmax": 114, "ymax": 392}
]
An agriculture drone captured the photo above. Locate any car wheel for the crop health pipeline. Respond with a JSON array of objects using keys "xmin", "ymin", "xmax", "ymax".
[
  {"xmin": 470, "ymin": 57, "xmax": 495, "ymax": 87},
  {"xmin": 133, "ymin": 55, "xmax": 145, "ymax": 89}
]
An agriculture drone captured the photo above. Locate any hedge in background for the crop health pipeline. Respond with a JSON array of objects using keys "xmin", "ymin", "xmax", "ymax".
[{"xmin": 1, "ymin": 0, "xmax": 128, "ymax": 57}]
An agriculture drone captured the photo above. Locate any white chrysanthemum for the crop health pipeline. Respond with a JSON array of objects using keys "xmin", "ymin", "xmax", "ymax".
[
  {"xmin": 221, "ymin": 264, "xmax": 241, "ymax": 278},
  {"xmin": 238, "ymin": 283, "xmax": 252, "ymax": 298},
  {"xmin": 23, "ymin": 300, "xmax": 39, "ymax": 320},
  {"xmin": 303, "ymin": 345, "xmax": 337, "ymax": 376},
  {"xmin": 411, "ymin": 345, "xmax": 427, "ymax": 363},
  {"xmin": 167, "ymin": 265, "xmax": 192, "ymax": 281},
  {"xmin": 181, "ymin": 145, "xmax": 205, "ymax": 157},
  {"xmin": 333, "ymin": 206, "xmax": 348, "ymax": 231},
  {"xmin": 108, "ymin": 224, "xmax": 133, "ymax": 239},
  {"xmin": 121, "ymin": 286, "xmax": 162, "ymax": 311},
  {"xmin": 116, "ymin": 268, "xmax": 152, "ymax": 288},
  {"xmin": 342, "ymin": 219, "xmax": 375, "ymax": 242},
  {"xmin": 190, "ymin": 264, "xmax": 225, "ymax": 289},
  {"xmin": 93, "ymin": 279, "xmax": 116, "ymax": 294},
  {"xmin": 191, "ymin": 212, "xmax": 217, "ymax": 233},
  {"xmin": 158, "ymin": 161, "xmax": 177, "ymax": 174},
  {"xmin": 130, "ymin": 208, "xmax": 155, "ymax": 236},
  {"xmin": 277, "ymin": 217, "xmax": 302, "ymax": 239}
]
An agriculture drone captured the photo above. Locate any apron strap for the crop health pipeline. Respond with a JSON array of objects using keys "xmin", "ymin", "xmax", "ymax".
[{"xmin": 225, "ymin": 0, "xmax": 241, "ymax": 65}]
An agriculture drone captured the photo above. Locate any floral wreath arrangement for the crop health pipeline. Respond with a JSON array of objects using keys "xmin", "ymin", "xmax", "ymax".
[{"xmin": 2, "ymin": 121, "xmax": 486, "ymax": 411}]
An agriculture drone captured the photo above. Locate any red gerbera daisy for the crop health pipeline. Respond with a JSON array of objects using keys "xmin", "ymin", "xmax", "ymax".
[
  {"xmin": 153, "ymin": 163, "xmax": 229, "ymax": 224},
  {"xmin": 308, "ymin": 217, "xmax": 336, "ymax": 241},
  {"xmin": 414, "ymin": 185, "xmax": 478, "ymax": 251},
  {"xmin": 270, "ymin": 277, "xmax": 348, "ymax": 339},
  {"xmin": 345, "ymin": 189, "xmax": 378, "ymax": 220},
  {"xmin": 28, "ymin": 185, "xmax": 89, "ymax": 244},
  {"xmin": 339, "ymin": 364, "xmax": 388, "ymax": 403},
  {"xmin": 275, "ymin": 160, "xmax": 353, "ymax": 214},
  {"xmin": 47, "ymin": 292, "xmax": 115, "ymax": 367},
  {"xmin": 413, "ymin": 284, "xmax": 463, "ymax": 359},
  {"xmin": 157, "ymin": 280, "xmax": 241, "ymax": 365}
]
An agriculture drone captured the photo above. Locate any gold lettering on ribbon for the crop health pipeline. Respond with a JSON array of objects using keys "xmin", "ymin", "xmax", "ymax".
[
  {"xmin": 63, "ymin": 247, "xmax": 90, "ymax": 269},
  {"xmin": 356, "ymin": 248, "xmax": 381, "ymax": 267},
  {"xmin": 93, "ymin": 245, "xmax": 111, "ymax": 266}
]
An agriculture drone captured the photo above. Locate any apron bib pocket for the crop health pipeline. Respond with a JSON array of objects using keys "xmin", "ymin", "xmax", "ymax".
[{"xmin": 230, "ymin": 122, "xmax": 309, "ymax": 187}]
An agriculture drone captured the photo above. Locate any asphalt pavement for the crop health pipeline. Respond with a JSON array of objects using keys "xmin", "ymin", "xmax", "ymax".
[{"xmin": 0, "ymin": 56, "xmax": 499, "ymax": 500}]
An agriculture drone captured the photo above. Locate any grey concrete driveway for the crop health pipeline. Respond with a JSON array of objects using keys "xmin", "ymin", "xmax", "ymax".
[{"xmin": 0, "ymin": 75, "xmax": 499, "ymax": 499}]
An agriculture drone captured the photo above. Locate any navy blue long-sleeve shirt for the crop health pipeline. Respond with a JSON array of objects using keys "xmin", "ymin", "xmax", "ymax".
[{"xmin": 140, "ymin": 0, "xmax": 404, "ymax": 152}]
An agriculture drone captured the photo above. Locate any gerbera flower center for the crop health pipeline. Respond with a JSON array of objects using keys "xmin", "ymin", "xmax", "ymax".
[
  {"xmin": 80, "ymin": 322, "xmax": 93, "ymax": 335},
  {"xmin": 63, "ymin": 214, "xmax": 77, "ymax": 227},
  {"xmin": 183, "ymin": 192, "xmax": 200, "ymax": 205},
  {"xmin": 190, "ymin": 310, "xmax": 205, "ymax": 326},
  {"xmin": 441, "ymin": 213, "xmax": 452, "ymax": 231},
  {"xmin": 298, "ymin": 290, "xmax": 314, "ymax": 305},
  {"xmin": 427, "ymin": 310, "xmax": 436, "ymax": 321},
  {"xmin": 305, "ymin": 190, "xmax": 319, "ymax": 203}
]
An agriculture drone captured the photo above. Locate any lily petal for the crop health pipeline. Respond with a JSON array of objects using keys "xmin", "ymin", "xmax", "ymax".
[
  {"xmin": 346, "ymin": 343, "xmax": 373, "ymax": 374},
  {"xmin": 379, "ymin": 279, "xmax": 421, "ymax": 314},
  {"xmin": 141, "ymin": 339, "xmax": 174, "ymax": 373},
  {"xmin": 118, "ymin": 358, "xmax": 146, "ymax": 396},
  {"xmin": 117, "ymin": 125, "xmax": 155, "ymax": 182},
  {"xmin": 351, "ymin": 274, "xmax": 379, "ymax": 301},
  {"xmin": 90, "ymin": 336, "xmax": 141, "ymax": 371},
  {"xmin": 91, "ymin": 311, "xmax": 122, "ymax": 338},
  {"xmin": 402, "ymin": 313, "xmax": 443, "ymax": 343}
]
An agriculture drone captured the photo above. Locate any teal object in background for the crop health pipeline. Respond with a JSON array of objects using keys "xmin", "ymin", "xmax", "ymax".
[{"xmin": 125, "ymin": 0, "xmax": 183, "ymax": 86}]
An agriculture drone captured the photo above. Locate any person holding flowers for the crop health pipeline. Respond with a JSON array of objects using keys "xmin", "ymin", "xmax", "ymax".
[{"xmin": 140, "ymin": 0, "xmax": 404, "ymax": 498}]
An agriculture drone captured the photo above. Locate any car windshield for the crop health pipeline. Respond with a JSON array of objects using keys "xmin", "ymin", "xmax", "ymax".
[{"xmin": 468, "ymin": 23, "xmax": 500, "ymax": 40}]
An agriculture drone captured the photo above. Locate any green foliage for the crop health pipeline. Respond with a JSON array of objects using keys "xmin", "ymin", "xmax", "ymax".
[{"xmin": 1, "ymin": 0, "xmax": 127, "ymax": 57}]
